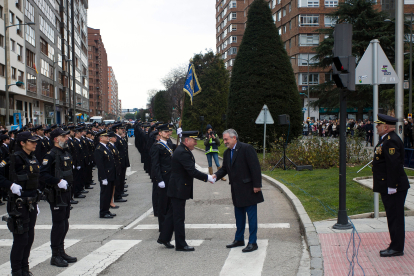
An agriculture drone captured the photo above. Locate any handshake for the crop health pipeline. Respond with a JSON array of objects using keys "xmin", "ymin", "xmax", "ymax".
[{"xmin": 207, "ymin": 174, "xmax": 217, "ymax": 184}]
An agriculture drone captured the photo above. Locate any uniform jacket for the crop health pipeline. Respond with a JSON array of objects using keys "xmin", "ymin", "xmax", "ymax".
[
  {"xmin": 372, "ymin": 131, "xmax": 410, "ymax": 193},
  {"xmin": 34, "ymin": 136, "xmax": 48, "ymax": 162},
  {"xmin": 81, "ymin": 137, "xmax": 91, "ymax": 164},
  {"xmin": 107, "ymin": 143, "xmax": 122, "ymax": 177},
  {"xmin": 86, "ymin": 138, "xmax": 95, "ymax": 164},
  {"xmin": 39, "ymin": 147, "xmax": 73, "ymax": 189},
  {"xmin": 94, "ymin": 143, "xmax": 116, "ymax": 182},
  {"xmin": 215, "ymin": 142, "xmax": 264, "ymax": 208},
  {"xmin": 0, "ymin": 144, "xmax": 10, "ymax": 161},
  {"xmin": 150, "ymin": 140, "xmax": 174, "ymax": 184},
  {"xmin": 167, "ymin": 143, "xmax": 208, "ymax": 200},
  {"xmin": 72, "ymin": 138, "xmax": 86, "ymax": 167},
  {"xmin": 115, "ymin": 135, "xmax": 129, "ymax": 168}
]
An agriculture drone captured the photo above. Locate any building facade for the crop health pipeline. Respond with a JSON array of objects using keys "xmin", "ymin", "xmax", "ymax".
[
  {"xmin": 87, "ymin": 27, "xmax": 108, "ymax": 118},
  {"xmin": 107, "ymin": 66, "xmax": 118, "ymax": 119}
]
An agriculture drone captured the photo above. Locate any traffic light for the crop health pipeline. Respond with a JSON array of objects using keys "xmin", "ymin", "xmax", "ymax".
[{"xmin": 332, "ymin": 24, "xmax": 356, "ymax": 91}]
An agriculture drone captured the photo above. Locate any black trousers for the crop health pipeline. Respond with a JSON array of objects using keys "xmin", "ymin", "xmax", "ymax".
[
  {"xmin": 7, "ymin": 201, "xmax": 37, "ymax": 272},
  {"xmin": 152, "ymin": 180, "xmax": 159, "ymax": 216},
  {"xmin": 157, "ymin": 174, "xmax": 171, "ymax": 232},
  {"xmin": 73, "ymin": 168, "xmax": 85, "ymax": 195},
  {"xmin": 49, "ymin": 191, "xmax": 71, "ymax": 248},
  {"xmin": 159, "ymin": 197, "xmax": 187, "ymax": 249},
  {"xmin": 381, "ymin": 190, "xmax": 408, "ymax": 251},
  {"xmin": 114, "ymin": 167, "xmax": 126, "ymax": 199},
  {"xmin": 100, "ymin": 181, "xmax": 114, "ymax": 216},
  {"xmin": 85, "ymin": 163, "xmax": 93, "ymax": 186}
]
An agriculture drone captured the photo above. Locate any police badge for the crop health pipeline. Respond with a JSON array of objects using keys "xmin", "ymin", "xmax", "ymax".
[{"xmin": 389, "ymin": 148, "xmax": 395, "ymax": 155}]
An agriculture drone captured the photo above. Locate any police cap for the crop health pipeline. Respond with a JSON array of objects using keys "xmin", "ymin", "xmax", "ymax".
[
  {"xmin": 374, "ymin": 114, "xmax": 398, "ymax": 125},
  {"xmin": 0, "ymin": 134, "xmax": 9, "ymax": 141},
  {"xmin": 156, "ymin": 124, "xmax": 170, "ymax": 132},
  {"xmin": 50, "ymin": 128, "xmax": 70, "ymax": 140},
  {"xmin": 97, "ymin": 130, "xmax": 108, "ymax": 137},
  {"xmin": 16, "ymin": 131, "xmax": 40, "ymax": 142},
  {"xmin": 181, "ymin": 131, "xmax": 199, "ymax": 139},
  {"xmin": 107, "ymin": 131, "xmax": 116, "ymax": 138}
]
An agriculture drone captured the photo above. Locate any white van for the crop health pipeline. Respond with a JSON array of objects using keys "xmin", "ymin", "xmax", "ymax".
[{"xmin": 90, "ymin": 116, "xmax": 103, "ymax": 124}]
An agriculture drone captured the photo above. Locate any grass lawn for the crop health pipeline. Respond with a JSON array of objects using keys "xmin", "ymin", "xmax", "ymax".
[{"xmin": 264, "ymin": 167, "xmax": 414, "ymax": 222}]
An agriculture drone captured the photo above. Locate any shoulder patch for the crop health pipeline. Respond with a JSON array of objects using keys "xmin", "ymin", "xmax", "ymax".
[
  {"xmin": 0, "ymin": 160, "xmax": 6, "ymax": 167},
  {"xmin": 42, "ymin": 159, "xmax": 48, "ymax": 165},
  {"xmin": 47, "ymin": 151, "xmax": 51, "ymax": 154},
  {"xmin": 388, "ymin": 135, "xmax": 391, "ymax": 140}
]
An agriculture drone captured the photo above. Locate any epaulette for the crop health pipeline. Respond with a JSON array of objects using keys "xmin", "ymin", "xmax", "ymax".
[
  {"xmin": 388, "ymin": 135, "xmax": 391, "ymax": 140},
  {"xmin": 0, "ymin": 160, "xmax": 7, "ymax": 167}
]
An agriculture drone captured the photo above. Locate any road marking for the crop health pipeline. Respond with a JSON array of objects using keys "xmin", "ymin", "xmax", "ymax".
[
  {"xmin": 126, "ymin": 167, "xmax": 136, "ymax": 176},
  {"xmin": 124, "ymin": 207, "xmax": 153, "ymax": 229},
  {"xmin": 170, "ymin": 240, "xmax": 204, "ymax": 247},
  {"xmin": 0, "ymin": 225, "xmax": 124, "ymax": 230},
  {"xmin": 135, "ymin": 223, "xmax": 290, "ymax": 230},
  {"xmin": 0, "ymin": 239, "xmax": 80, "ymax": 275},
  {"xmin": 0, "ymin": 239, "xmax": 13, "ymax": 247},
  {"xmin": 195, "ymin": 163, "xmax": 209, "ymax": 174},
  {"xmin": 219, "ymin": 239, "xmax": 268, "ymax": 276},
  {"xmin": 57, "ymin": 240, "xmax": 140, "ymax": 276}
]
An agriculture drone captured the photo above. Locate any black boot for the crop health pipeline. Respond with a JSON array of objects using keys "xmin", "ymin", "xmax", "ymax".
[
  {"xmin": 11, "ymin": 270, "xmax": 22, "ymax": 276},
  {"xmin": 50, "ymin": 246, "xmax": 68, "ymax": 267},
  {"xmin": 59, "ymin": 245, "xmax": 77, "ymax": 263},
  {"xmin": 21, "ymin": 266, "xmax": 33, "ymax": 276}
]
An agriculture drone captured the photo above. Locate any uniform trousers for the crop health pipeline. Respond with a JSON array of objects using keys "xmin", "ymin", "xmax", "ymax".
[
  {"xmin": 100, "ymin": 181, "xmax": 114, "ymax": 216},
  {"xmin": 8, "ymin": 202, "xmax": 37, "ymax": 272},
  {"xmin": 157, "ymin": 173, "xmax": 171, "ymax": 232},
  {"xmin": 381, "ymin": 190, "xmax": 408, "ymax": 251},
  {"xmin": 49, "ymin": 191, "xmax": 71, "ymax": 248},
  {"xmin": 85, "ymin": 163, "xmax": 94, "ymax": 187},
  {"xmin": 114, "ymin": 167, "xmax": 126, "ymax": 199},
  {"xmin": 159, "ymin": 197, "xmax": 187, "ymax": 248},
  {"xmin": 234, "ymin": 204, "xmax": 258, "ymax": 244},
  {"xmin": 73, "ymin": 168, "xmax": 85, "ymax": 195},
  {"xmin": 152, "ymin": 180, "xmax": 159, "ymax": 216}
]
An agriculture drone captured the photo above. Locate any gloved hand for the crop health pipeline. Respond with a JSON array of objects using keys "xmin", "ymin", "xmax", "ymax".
[
  {"xmin": 388, "ymin": 188, "xmax": 397, "ymax": 195},
  {"xmin": 58, "ymin": 179, "xmax": 68, "ymax": 190},
  {"xmin": 177, "ymin": 127, "xmax": 182, "ymax": 137},
  {"xmin": 10, "ymin": 183, "xmax": 22, "ymax": 196},
  {"xmin": 158, "ymin": 181, "xmax": 165, "ymax": 188},
  {"xmin": 73, "ymin": 165, "xmax": 75, "ymax": 169},
  {"xmin": 37, "ymin": 205, "xmax": 40, "ymax": 216},
  {"xmin": 102, "ymin": 179, "xmax": 108, "ymax": 185},
  {"xmin": 76, "ymin": 166, "xmax": 81, "ymax": 170},
  {"xmin": 208, "ymin": 175, "xmax": 216, "ymax": 184}
]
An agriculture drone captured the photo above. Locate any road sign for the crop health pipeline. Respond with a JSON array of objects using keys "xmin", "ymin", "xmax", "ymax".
[
  {"xmin": 409, "ymin": 113, "xmax": 412, "ymax": 119},
  {"xmin": 355, "ymin": 42, "xmax": 399, "ymax": 85},
  {"xmin": 255, "ymin": 104, "xmax": 274, "ymax": 124}
]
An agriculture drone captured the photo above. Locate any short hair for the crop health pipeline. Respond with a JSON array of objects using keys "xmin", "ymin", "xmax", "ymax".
[{"xmin": 223, "ymin": 129, "xmax": 238, "ymax": 140}]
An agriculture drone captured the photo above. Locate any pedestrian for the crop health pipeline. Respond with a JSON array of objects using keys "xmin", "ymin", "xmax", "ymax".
[
  {"xmin": 204, "ymin": 124, "xmax": 226, "ymax": 181},
  {"xmin": 302, "ymin": 122, "xmax": 308, "ymax": 136},
  {"xmin": 373, "ymin": 114, "xmax": 410, "ymax": 257},
  {"xmin": 158, "ymin": 130, "xmax": 214, "ymax": 251},
  {"xmin": 40, "ymin": 128, "xmax": 77, "ymax": 268},
  {"xmin": 404, "ymin": 119, "xmax": 412, "ymax": 149},
  {"xmin": 365, "ymin": 120, "xmax": 373, "ymax": 146},
  {"xmin": 213, "ymin": 129, "xmax": 264, "ymax": 253}
]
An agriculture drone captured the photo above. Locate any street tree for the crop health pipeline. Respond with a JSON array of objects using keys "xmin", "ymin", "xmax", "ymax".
[
  {"xmin": 227, "ymin": 0, "xmax": 301, "ymax": 145},
  {"xmin": 153, "ymin": 90, "xmax": 171, "ymax": 123}
]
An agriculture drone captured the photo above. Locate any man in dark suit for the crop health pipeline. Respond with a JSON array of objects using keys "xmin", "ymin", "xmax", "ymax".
[
  {"xmin": 214, "ymin": 129, "xmax": 264, "ymax": 253},
  {"xmin": 94, "ymin": 130, "xmax": 117, "ymax": 219},
  {"xmin": 113, "ymin": 123, "xmax": 128, "ymax": 202},
  {"xmin": 158, "ymin": 131, "xmax": 214, "ymax": 251},
  {"xmin": 373, "ymin": 114, "xmax": 410, "ymax": 257}
]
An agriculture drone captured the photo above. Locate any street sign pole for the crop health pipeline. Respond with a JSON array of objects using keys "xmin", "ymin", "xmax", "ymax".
[
  {"xmin": 255, "ymin": 104, "xmax": 274, "ymax": 162},
  {"xmin": 263, "ymin": 106, "xmax": 267, "ymax": 160},
  {"xmin": 372, "ymin": 39, "xmax": 379, "ymax": 219}
]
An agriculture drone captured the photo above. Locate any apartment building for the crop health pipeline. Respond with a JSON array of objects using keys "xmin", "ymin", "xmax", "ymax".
[
  {"xmin": 88, "ymin": 27, "xmax": 108, "ymax": 118},
  {"xmin": 216, "ymin": 0, "xmax": 414, "ymax": 121},
  {"xmin": 107, "ymin": 66, "xmax": 118, "ymax": 119}
]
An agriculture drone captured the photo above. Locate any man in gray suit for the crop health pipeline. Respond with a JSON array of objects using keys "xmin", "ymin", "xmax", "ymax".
[{"xmin": 214, "ymin": 129, "xmax": 264, "ymax": 253}]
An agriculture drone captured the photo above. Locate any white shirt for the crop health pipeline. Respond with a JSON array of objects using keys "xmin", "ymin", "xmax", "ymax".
[
  {"xmin": 100, "ymin": 142, "xmax": 108, "ymax": 149},
  {"xmin": 75, "ymin": 138, "xmax": 80, "ymax": 142}
]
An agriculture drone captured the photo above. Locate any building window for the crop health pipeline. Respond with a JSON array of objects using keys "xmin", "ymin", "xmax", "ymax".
[
  {"xmin": 0, "ymin": 64, "xmax": 4, "ymax": 77},
  {"xmin": 48, "ymin": 46, "xmax": 54, "ymax": 61},
  {"xmin": 298, "ymin": 54, "xmax": 317, "ymax": 66},
  {"xmin": 299, "ymin": 34, "xmax": 319, "ymax": 46},
  {"xmin": 42, "ymin": 80, "xmax": 51, "ymax": 97},
  {"xmin": 289, "ymin": 3, "xmax": 292, "ymax": 12},
  {"xmin": 27, "ymin": 73, "xmax": 36, "ymax": 93},
  {"xmin": 40, "ymin": 37, "xmax": 48, "ymax": 56},
  {"xmin": 9, "ymin": 11, "xmax": 14, "ymax": 25},
  {"xmin": 16, "ymin": 17, "xmax": 22, "ymax": 36},
  {"xmin": 283, "ymin": 7, "xmax": 286, "ymax": 17},
  {"xmin": 18, "ymin": 70, "xmax": 24, "ymax": 82},
  {"xmin": 325, "ymin": 73, "xmax": 332, "ymax": 82},
  {"xmin": 277, "ymin": 10, "xmax": 281, "ymax": 21},
  {"xmin": 0, "ymin": 35, "xmax": 3, "ymax": 47},
  {"xmin": 231, "ymin": 12, "xmax": 236, "ymax": 20},
  {"xmin": 26, "ymin": 49, "xmax": 35, "ymax": 69},
  {"xmin": 25, "ymin": 26, "xmax": 35, "ymax": 46},
  {"xmin": 0, "ymin": 6, "xmax": 3, "ymax": 19},
  {"xmin": 325, "ymin": 0, "xmax": 338, "ymax": 7},
  {"xmin": 231, "ymin": 36, "xmax": 237, "ymax": 43},
  {"xmin": 300, "ymin": 73, "xmax": 319, "ymax": 85},
  {"xmin": 10, "ymin": 39, "xmax": 15, "ymax": 52},
  {"xmin": 11, "ymin": 67, "xmax": 16, "ymax": 80},
  {"xmin": 299, "ymin": 15, "xmax": 319, "ymax": 26},
  {"xmin": 39, "ymin": 15, "xmax": 55, "ymax": 43},
  {"xmin": 41, "ymin": 59, "xmax": 53, "ymax": 79},
  {"xmin": 298, "ymin": 0, "xmax": 319, "ymax": 7},
  {"xmin": 17, "ymin": 44, "xmax": 23, "ymax": 62},
  {"xmin": 230, "ymin": 47, "xmax": 237, "ymax": 54},
  {"xmin": 230, "ymin": 0, "xmax": 236, "ymax": 8},
  {"xmin": 325, "ymin": 15, "xmax": 337, "ymax": 27},
  {"xmin": 25, "ymin": 0, "xmax": 35, "ymax": 22},
  {"xmin": 16, "ymin": 0, "xmax": 22, "ymax": 10}
]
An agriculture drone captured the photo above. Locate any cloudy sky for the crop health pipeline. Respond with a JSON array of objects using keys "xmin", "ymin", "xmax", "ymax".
[{"xmin": 88, "ymin": 0, "xmax": 216, "ymax": 110}]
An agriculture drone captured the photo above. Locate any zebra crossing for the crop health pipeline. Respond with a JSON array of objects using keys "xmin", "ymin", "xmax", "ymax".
[{"xmin": 0, "ymin": 238, "xmax": 271, "ymax": 276}]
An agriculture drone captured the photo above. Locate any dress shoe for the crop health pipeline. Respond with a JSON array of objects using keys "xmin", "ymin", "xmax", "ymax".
[
  {"xmin": 74, "ymin": 194, "xmax": 86, "ymax": 198},
  {"xmin": 157, "ymin": 238, "xmax": 174, "ymax": 249},
  {"xmin": 114, "ymin": 198, "xmax": 127, "ymax": 203},
  {"xmin": 123, "ymin": 189, "xmax": 128, "ymax": 193},
  {"xmin": 85, "ymin": 186, "xmax": 94, "ymax": 189},
  {"xmin": 70, "ymin": 199, "xmax": 78, "ymax": 204},
  {"xmin": 0, "ymin": 201, "xmax": 4, "ymax": 206},
  {"xmin": 380, "ymin": 247, "xmax": 390, "ymax": 254},
  {"xmin": 380, "ymin": 249, "xmax": 404, "ymax": 257},
  {"xmin": 59, "ymin": 245, "xmax": 77, "ymax": 263},
  {"xmin": 110, "ymin": 205, "xmax": 119, "ymax": 209},
  {"xmin": 226, "ymin": 240, "xmax": 245, "ymax": 248},
  {"xmin": 99, "ymin": 214, "xmax": 113, "ymax": 219},
  {"xmin": 242, "ymin": 243, "xmax": 258, "ymax": 253},
  {"xmin": 109, "ymin": 212, "xmax": 116, "ymax": 217},
  {"xmin": 90, "ymin": 182, "xmax": 96, "ymax": 185},
  {"xmin": 124, "ymin": 185, "xmax": 128, "ymax": 188},
  {"xmin": 176, "ymin": 246, "xmax": 195, "ymax": 252},
  {"xmin": 120, "ymin": 193, "xmax": 128, "ymax": 197},
  {"xmin": 70, "ymin": 206, "xmax": 73, "ymax": 210},
  {"xmin": 80, "ymin": 190, "xmax": 89, "ymax": 194},
  {"xmin": 22, "ymin": 266, "xmax": 34, "ymax": 276}
]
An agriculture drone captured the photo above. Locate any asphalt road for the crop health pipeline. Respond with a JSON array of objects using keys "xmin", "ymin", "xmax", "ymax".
[{"xmin": 0, "ymin": 142, "xmax": 303, "ymax": 276}]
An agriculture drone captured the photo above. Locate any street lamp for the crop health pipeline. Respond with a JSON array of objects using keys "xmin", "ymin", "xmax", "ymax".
[
  {"xmin": 291, "ymin": 54, "xmax": 311, "ymax": 121},
  {"xmin": 4, "ymin": 20, "xmax": 35, "ymax": 126}
]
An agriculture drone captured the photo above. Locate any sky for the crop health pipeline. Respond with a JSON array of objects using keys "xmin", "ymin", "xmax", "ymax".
[{"xmin": 87, "ymin": 0, "xmax": 217, "ymax": 110}]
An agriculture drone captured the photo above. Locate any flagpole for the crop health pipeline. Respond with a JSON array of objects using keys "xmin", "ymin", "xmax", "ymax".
[{"xmin": 177, "ymin": 59, "xmax": 193, "ymax": 145}]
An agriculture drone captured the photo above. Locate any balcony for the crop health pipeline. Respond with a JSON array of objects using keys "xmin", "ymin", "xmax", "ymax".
[{"xmin": 27, "ymin": 83, "xmax": 37, "ymax": 94}]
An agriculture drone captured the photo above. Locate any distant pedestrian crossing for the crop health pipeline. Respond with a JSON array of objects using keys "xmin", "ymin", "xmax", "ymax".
[{"xmin": 0, "ymin": 239, "xmax": 270, "ymax": 276}]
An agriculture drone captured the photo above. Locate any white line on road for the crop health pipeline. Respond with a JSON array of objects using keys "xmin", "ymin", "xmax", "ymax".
[
  {"xmin": 0, "ymin": 239, "xmax": 80, "ymax": 275},
  {"xmin": 135, "ymin": 223, "xmax": 290, "ymax": 230},
  {"xmin": 0, "ymin": 239, "xmax": 13, "ymax": 247},
  {"xmin": 57, "ymin": 240, "xmax": 141, "ymax": 276},
  {"xmin": 0, "ymin": 225, "xmax": 124, "ymax": 230},
  {"xmin": 195, "ymin": 163, "xmax": 209, "ymax": 174},
  {"xmin": 219, "ymin": 239, "xmax": 269, "ymax": 276},
  {"xmin": 170, "ymin": 240, "xmax": 205, "ymax": 247},
  {"xmin": 126, "ymin": 167, "xmax": 136, "ymax": 176},
  {"xmin": 124, "ymin": 207, "xmax": 153, "ymax": 229}
]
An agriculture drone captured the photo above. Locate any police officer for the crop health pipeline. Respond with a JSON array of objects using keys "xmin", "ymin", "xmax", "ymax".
[
  {"xmin": 33, "ymin": 125, "xmax": 48, "ymax": 162},
  {"xmin": 72, "ymin": 128, "xmax": 88, "ymax": 198},
  {"xmin": 107, "ymin": 132, "xmax": 122, "ymax": 209},
  {"xmin": 40, "ymin": 128, "xmax": 77, "ymax": 267},
  {"xmin": 150, "ymin": 124, "xmax": 177, "ymax": 232},
  {"xmin": 2, "ymin": 131, "xmax": 41, "ymax": 276},
  {"xmin": 373, "ymin": 114, "xmax": 410, "ymax": 257},
  {"xmin": 85, "ymin": 130, "xmax": 96, "ymax": 186},
  {"xmin": 0, "ymin": 134, "xmax": 10, "ymax": 206},
  {"xmin": 80, "ymin": 127, "xmax": 93, "ymax": 190},
  {"xmin": 112, "ymin": 124, "xmax": 128, "ymax": 202},
  {"xmin": 94, "ymin": 130, "xmax": 117, "ymax": 218},
  {"xmin": 43, "ymin": 127, "xmax": 53, "ymax": 151},
  {"xmin": 158, "ymin": 131, "xmax": 214, "ymax": 251}
]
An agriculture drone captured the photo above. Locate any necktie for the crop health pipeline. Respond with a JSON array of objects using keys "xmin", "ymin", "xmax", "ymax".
[{"xmin": 231, "ymin": 148, "xmax": 234, "ymax": 165}]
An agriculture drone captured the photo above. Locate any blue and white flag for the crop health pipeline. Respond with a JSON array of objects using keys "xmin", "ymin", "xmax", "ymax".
[{"xmin": 183, "ymin": 61, "xmax": 202, "ymax": 105}]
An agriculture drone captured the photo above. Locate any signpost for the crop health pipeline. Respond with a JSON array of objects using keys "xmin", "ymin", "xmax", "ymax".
[{"xmin": 255, "ymin": 104, "xmax": 274, "ymax": 160}]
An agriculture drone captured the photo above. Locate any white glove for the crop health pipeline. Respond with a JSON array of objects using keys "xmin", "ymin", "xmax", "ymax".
[
  {"xmin": 102, "ymin": 179, "xmax": 108, "ymax": 185},
  {"xmin": 58, "ymin": 179, "xmax": 68, "ymax": 190},
  {"xmin": 76, "ymin": 166, "xmax": 81, "ymax": 170},
  {"xmin": 73, "ymin": 165, "xmax": 75, "ymax": 169},
  {"xmin": 10, "ymin": 183, "xmax": 22, "ymax": 196},
  {"xmin": 208, "ymin": 175, "xmax": 216, "ymax": 184},
  {"xmin": 37, "ymin": 205, "xmax": 40, "ymax": 216},
  {"xmin": 158, "ymin": 181, "xmax": 165, "ymax": 188},
  {"xmin": 388, "ymin": 188, "xmax": 397, "ymax": 195},
  {"xmin": 177, "ymin": 128, "xmax": 182, "ymax": 137}
]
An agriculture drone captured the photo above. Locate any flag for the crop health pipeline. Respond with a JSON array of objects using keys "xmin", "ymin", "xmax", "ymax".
[
  {"xmin": 33, "ymin": 63, "xmax": 38, "ymax": 74},
  {"xmin": 183, "ymin": 61, "xmax": 201, "ymax": 105}
]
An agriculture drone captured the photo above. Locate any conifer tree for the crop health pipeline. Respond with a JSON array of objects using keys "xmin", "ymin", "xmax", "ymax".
[{"xmin": 153, "ymin": 90, "xmax": 170, "ymax": 123}]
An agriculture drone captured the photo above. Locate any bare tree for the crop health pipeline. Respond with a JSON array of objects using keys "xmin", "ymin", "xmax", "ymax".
[{"xmin": 161, "ymin": 65, "xmax": 187, "ymax": 122}]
